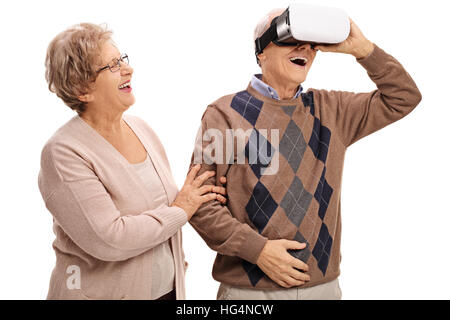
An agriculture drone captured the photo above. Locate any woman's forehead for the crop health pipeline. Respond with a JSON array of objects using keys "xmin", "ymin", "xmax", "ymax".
[{"xmin": 100, "ymin": 42, "xmax": 120, "ymax": 63}]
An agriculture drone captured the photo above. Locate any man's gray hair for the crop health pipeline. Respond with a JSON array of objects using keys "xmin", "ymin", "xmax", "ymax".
[{"xmin": 253, "ymin": 8, "xmax": 284, "ymax": 64}]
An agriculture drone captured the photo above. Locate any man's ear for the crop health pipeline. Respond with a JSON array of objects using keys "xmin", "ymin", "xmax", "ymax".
[{"xmin": 257, "ymin": 52, "xmax": 266, "ymax": 67}]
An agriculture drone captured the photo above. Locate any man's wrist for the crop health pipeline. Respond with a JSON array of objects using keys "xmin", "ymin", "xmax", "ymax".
[
  {"xmin": 255, "ymin": 240, "xmax": 269, "ymax": 265},
  {"xmin": 353, "ymin": 41, "xmax": 375, "ymax": 59}
]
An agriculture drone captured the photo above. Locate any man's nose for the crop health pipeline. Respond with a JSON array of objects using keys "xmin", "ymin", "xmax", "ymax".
[
  {"xmin": 296, "ymin": 43, "xmax": 316, "ymax": 53},
  {"xmin": 297, "ymin": 43, "xmax": 315, "ymax": 50}
]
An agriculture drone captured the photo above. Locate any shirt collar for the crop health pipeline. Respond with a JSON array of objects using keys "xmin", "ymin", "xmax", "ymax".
[{"xmin": 250, "ymin": 74, "xmax": 303, "ymax": 100}]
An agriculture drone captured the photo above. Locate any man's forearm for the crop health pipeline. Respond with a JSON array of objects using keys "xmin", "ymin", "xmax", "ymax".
[
  {"xmin": 187, "ymin": 153, "xmax": 268, "ymax": 264},
  {"xmin": 189, "ymin": 193, "xmax": 268, "ymax": 264},
  {"xmin": 353, "ymin": 40, "xmax": 374, "ymax": 59}
]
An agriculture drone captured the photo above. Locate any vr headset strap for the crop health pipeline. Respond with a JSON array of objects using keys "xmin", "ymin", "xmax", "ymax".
[{"xmin": 255, "ymin": 22, "xmax": 278, "ymax": 56}]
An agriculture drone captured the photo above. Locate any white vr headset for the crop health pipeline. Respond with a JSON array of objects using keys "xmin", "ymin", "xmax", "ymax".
[{"xmin": 255, "ymin": 3, "xmax": 350, "ymax": 56}]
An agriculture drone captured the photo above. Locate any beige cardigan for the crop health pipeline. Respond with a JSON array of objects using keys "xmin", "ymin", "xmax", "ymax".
[{"xmin": 38, "ymin": 114, "xmax": 188, "ymax": 300}]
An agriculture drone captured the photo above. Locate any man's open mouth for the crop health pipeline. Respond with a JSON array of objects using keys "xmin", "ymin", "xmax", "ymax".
[{"xmin": 289, "ymin": 56, "xmax": 308, "ymax": 67}]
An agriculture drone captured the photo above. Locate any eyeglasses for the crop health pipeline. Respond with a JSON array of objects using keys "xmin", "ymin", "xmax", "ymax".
[{"xmin": 97, "ymin": 53, "xmax": 129, "ymax": 73}]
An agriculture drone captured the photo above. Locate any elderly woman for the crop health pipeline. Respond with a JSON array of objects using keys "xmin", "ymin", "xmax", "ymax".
[{"xmin": 38, "ymin": 23, "xmax": 227, "ymax": 300}]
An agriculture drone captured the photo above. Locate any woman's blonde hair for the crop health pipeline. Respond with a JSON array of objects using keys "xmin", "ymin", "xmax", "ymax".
[{"xmin": 45, "ymin": 23, "xmax": 113, "ymax": 114}]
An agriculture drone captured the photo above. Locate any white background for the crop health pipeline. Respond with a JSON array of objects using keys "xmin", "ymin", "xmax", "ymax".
[{"xmin": 0, "ymin": 0, "xmax": 449, "ymax": 299}]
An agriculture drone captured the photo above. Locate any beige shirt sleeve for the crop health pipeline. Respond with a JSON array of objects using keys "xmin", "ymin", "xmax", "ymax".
[{"xmin": 38, "ymin": 142, "xmax": 188, "ymax": 262}]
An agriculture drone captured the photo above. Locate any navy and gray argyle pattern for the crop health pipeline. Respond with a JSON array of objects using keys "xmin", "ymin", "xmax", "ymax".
[{"xmin": 229, "ymin": 90, "xmax": 335, "ymax": 286}]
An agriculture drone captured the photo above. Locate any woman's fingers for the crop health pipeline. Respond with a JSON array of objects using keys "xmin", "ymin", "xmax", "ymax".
[
  {"xmin": 216, "ymin": 194, "xmax": 227, "ymax": 204},
  {"xmin": 219, "ymin": 176, "xmax": 227, "ymax": 184},
  {"xmin": 197, "ymin": 185, "xmax": 214, "ymax": 195},
  {"xmin": 196, "ymin": 185, "xmax": 227, "ymax": 204},
  {"xmin": 200, "ymin": 193, "xmax": 217, "ymax": 204},
  {"xmin": 186, "ymin": 164, "xmax": 201, "ymax": 184},
  {"xmin": 212, "ymin": 186, "xmax": 226, "ymax": 196},
  {"xmin": 193, "ymin": 170, "xmax": 215, "ymax": 187},
  {"xmin": 197, "ymin": 185, "xmax": 226, "ymax": 196}
]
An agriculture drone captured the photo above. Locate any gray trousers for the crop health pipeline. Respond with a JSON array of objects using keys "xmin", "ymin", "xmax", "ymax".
[{"xmin": 217, "ymin": 278, "xmax": 342, "ymax": 300}]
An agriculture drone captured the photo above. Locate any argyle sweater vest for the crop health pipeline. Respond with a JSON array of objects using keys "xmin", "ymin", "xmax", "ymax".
[{"xmin": 189, "ymin": 44, "xmax": 422, "ymax": 289}]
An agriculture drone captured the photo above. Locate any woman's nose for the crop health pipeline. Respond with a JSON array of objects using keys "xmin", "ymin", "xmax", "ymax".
[{"xmin": 121, "ymin": 63, "xmax": 133, "ymax": 76}]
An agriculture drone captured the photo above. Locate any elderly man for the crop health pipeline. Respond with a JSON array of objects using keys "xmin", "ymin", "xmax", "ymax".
[{"xmin": 189, "ymin": 8, "xmax": 421, "ymax": 300}]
